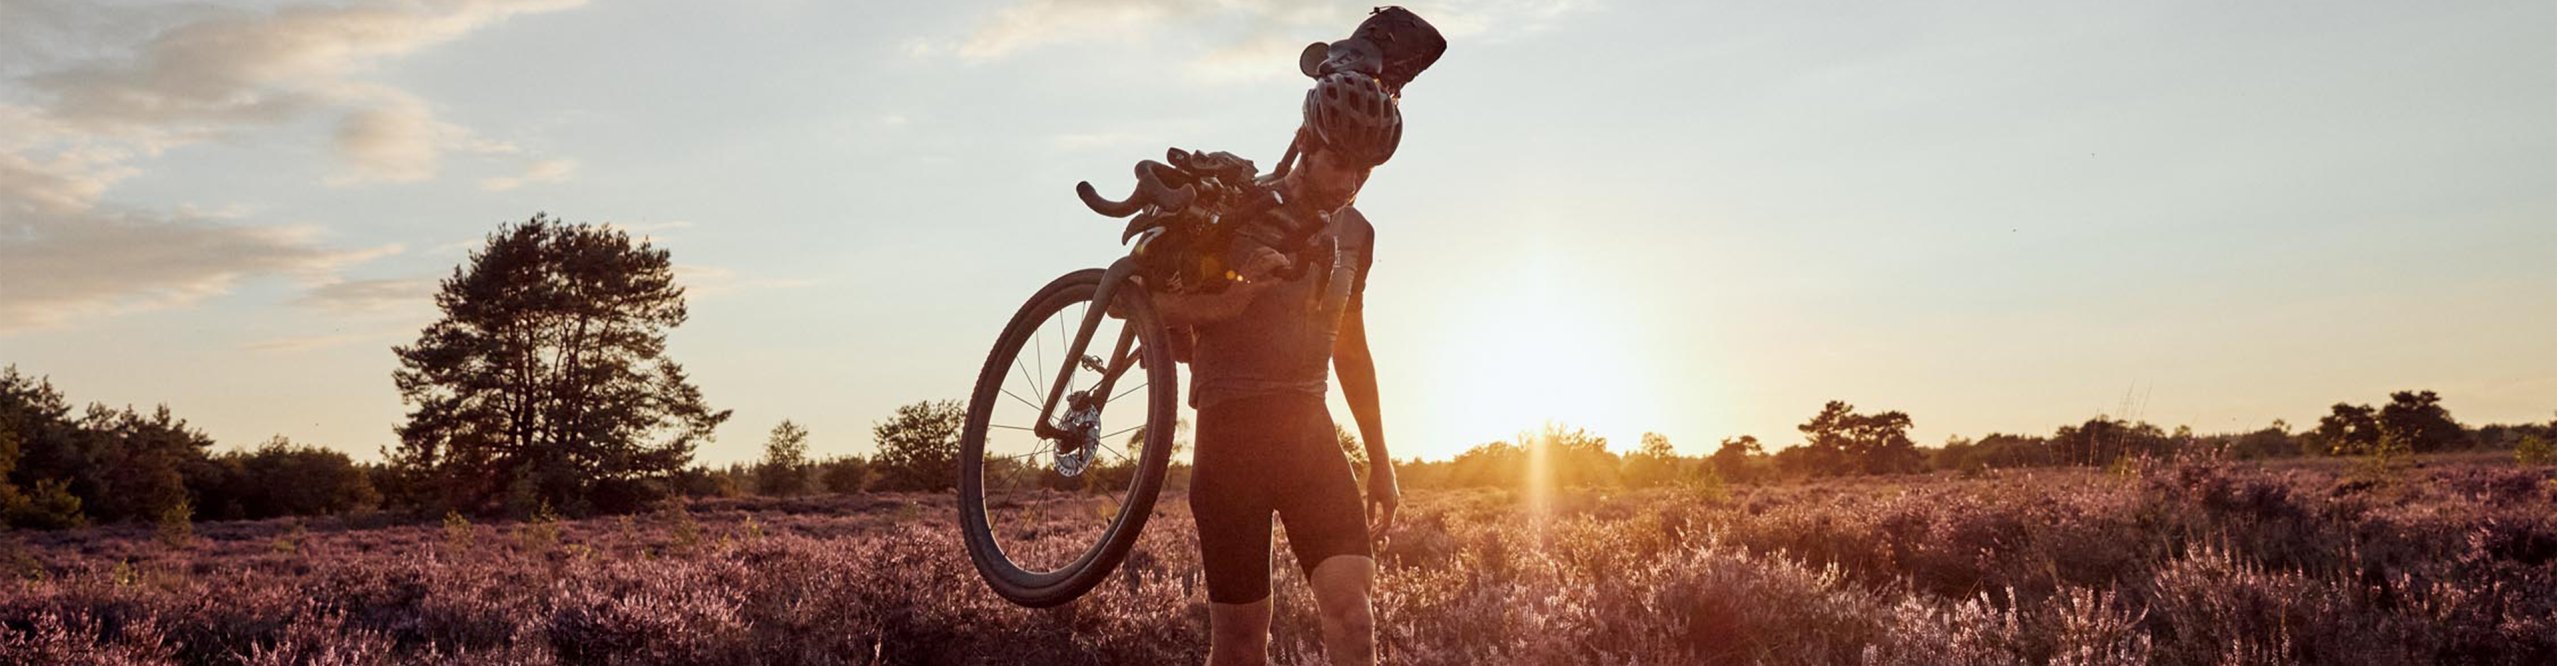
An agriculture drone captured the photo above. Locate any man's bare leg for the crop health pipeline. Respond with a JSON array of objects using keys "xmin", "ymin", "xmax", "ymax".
[
  {"xmin": 1208, "ymin": 598, "xmax": 1273, "ymax": 666},
  {"xmin": 1307, "ymin": 555, "xmax": 1378, "ymax": 666}
]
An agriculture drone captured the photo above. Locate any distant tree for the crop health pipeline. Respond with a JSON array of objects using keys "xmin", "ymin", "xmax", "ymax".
[
  {"xmin": 0, "ymin": 424, "xmax": 81, "ymax": 528},
  {"xmin": 390, "ymin": 215, "xmax": 732, "ymax": 517},
  {"xmin": 2310, "ymin": 403, "xmax": 2383, "ymax": 456},
  {"xmin": 4, "ymin": 478, "xmax": 83, "ymax": 529},
  {"xmin": 2515, "ymin": 435, "xmax": 2552, "ymax": 466},
  {"xmin": 757, "ymin": 420, "xmax": 812, "ymax": 496},
  {"xmin": 1968, "ymin": 433, "xmax": 2054, "ymax": 468},
  {"xmin": 2222, "ymin": 423, "xmax": 2297, "ymax": 460},
  {"xmin": 814, "ymin": 456, "xmax": 872, "ymax": 494},
  {"xmin": 72, "ymin": 404, "xmax": 213, "ymax": 523},
  {"xmin": 1624, "ymin": 432, "xmax": 1681, "ymax": 487},
  {"xmin": 1709, "ymin": 435, "xmax": 1762, "ymax": 482},
  {"xmin": 0, "ymin": 373, "xmax": 83, "ymax": 526},
  {"xmin": 2375, "ymin": 390, "xmax": 2466, "ymax": 453},
  {"xmin": 1444, "ymin": 440, "xmax": 1525, "ymax": 488},
  {"xmin": 1532, "ymin": 426, "xmax": 1621, "ymax": 488},
  {"xmin": 2052, "ymin": 416, "xmax": 2171, "ymax": 465},
  {"xmin": 871, "ymin": 400, "xmax": 965, "ymax": 492},
  {"xmin": 1931, "ymin": 435, "xmax": 1980, "ymax": 473},
  {"xmin": 192, "ymin": 437, "xmax": 378, "ymax": 520},
  {"xmin": 1796, "ymin": 401, "xmax": 1923, "ymax": 476}
]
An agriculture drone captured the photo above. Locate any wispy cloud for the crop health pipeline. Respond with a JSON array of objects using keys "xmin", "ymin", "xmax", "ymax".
[
  {"xmin": 940, "ymin": 0, "xmax": 1590, "ymax": 82},
  {"xmin": 480, "ymin": 158, "xmax": 579, "ymax": 191},
  {"xmin": 243, "ymin": 332, "xmax": 379, "ymax": 354},
  {"xmin": 295, "ymin": 278, "xmax": 439, "ymax": 315},
  {"xmin": 0, "ymin": 0, "xmax": 586, "ymax": 332},
  {"xmin": 0, "ymin": 206, "xmax": 395, "ymax": 331}
]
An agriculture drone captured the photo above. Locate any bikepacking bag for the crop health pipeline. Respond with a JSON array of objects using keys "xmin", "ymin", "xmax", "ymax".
[{"xmin": 1298, "ymin": 6, "xmax": 1447, "ymax": 95}]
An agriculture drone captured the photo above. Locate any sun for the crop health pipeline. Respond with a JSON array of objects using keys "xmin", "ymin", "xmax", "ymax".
[{"xmin": 1396, "ymin": 248, "xmax": 1663, "ymax": 458}]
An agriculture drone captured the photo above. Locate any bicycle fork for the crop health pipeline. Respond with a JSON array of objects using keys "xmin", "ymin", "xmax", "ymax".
[{"xmin": 1034, "ymin": 256, "xmax": 1145, "ymax": 445}]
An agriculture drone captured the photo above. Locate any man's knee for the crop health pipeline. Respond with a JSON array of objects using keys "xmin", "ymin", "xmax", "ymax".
[
  {"xmin": 1323, "ymin": 601, "xmax": 1374, "ymax": 636},
  {"xmin": 1306, "ymin": 555, "xmax": 1376, "ymax": 628}
]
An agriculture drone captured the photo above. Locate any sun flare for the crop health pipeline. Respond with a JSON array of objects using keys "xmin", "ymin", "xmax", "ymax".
[{"xmin": 1407, "ymin": 249, "xmax": 1663, "ymax": 458}]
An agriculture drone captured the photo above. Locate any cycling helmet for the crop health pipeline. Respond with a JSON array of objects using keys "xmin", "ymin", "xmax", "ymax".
[{"xmin": 1301, "ymin": 71, "xmax": 1402, "ymax": 167}]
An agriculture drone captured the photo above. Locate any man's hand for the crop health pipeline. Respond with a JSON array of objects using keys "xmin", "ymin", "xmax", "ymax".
[
  {"xmin": 1365, "ymin": 462, "xmax": 1400, "ymax": 543},
  {"xmin": 1236, "ymin": 246, "xmax": 1289, "ymax": 282}
]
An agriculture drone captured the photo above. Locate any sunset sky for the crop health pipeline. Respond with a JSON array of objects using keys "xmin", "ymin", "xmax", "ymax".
[{"xmin": 3, "ymin": 0, "xmax": 2551, "ymax": 464}]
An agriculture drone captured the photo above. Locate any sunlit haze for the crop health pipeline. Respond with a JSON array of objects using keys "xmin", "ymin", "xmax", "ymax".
[{"xmin": 3, "ymin": 0, "xmax": 2551, "ymax": 464}]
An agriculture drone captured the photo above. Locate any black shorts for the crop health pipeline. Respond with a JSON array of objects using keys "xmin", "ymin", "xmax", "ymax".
[{"xmin": 1190, "ymin": 393, "xmax": 1372, "ymax": 604}]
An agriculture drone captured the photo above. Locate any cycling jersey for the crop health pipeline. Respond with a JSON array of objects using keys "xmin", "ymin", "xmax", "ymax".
[{"xmin": 1187, "ymin": 210, "xmax": 1375, "ymax": 410}]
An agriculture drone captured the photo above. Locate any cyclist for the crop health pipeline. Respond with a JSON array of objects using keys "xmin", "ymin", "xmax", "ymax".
[{"xmin": 1150, "ymin": 9, "xmax": 1436, "ymax": 663}]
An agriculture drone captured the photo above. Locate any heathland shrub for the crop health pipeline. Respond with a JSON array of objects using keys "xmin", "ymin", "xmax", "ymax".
[{"xmin": 3, "ymin": 462, "xmax": 2553, "ymax": 664}]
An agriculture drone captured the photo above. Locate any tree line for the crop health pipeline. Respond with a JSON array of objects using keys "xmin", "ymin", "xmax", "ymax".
[{"xmin": 1392, "ymin": 394, "xmax": 2556, "ymax": 491}]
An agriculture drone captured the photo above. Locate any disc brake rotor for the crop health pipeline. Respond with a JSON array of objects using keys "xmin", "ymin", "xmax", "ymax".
[{"xmin": 1053, "ymin": 392, "xmax": 1101, "ymax": 477}]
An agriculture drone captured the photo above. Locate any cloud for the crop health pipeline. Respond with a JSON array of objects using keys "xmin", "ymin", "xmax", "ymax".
[
  {"xmin": 295, "ymin": 277, "xmax": 439, "ymax": 315},
  {"xmin": 19, "ymin": 0, "xmax": 584, "ymax": 184},
  {"xmin": 0, "ymin": 205, "xmax": 394, "ymax": 331},
  {"xmin": 945, "ymin": 0, "xmax": 1589, "ymax": 80},
  {"xmin": 480, "ymin": 158, "xmax": 579, "ymax": 191},
  {"xmin": 958, "ymin": 0, "xmax": 1201, "ymax": 61},
  {"xmin": 243, "ymin": 332, "xmax": 377, "ymax": 353},
  {"xmin": 0, "ymin": 0, "xmax": 584, "ymax": 331},
  {"xmin": 332, "ymin": 94, "xmax": 451, "ymax": 184},
  {"xmin": 32, "ymin": 0, "xmax": 587, "ymax": 131}
]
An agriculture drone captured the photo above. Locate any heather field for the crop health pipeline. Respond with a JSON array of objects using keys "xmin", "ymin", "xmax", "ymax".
[{"xmin": 4, "ymin": 460, "xmax": 2554, "ymax": 665}]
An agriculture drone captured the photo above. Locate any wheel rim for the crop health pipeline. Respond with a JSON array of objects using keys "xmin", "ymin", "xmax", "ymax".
[{"xmin": 966, "ymin": 278, "xmax": 1172, "ymax": 585}]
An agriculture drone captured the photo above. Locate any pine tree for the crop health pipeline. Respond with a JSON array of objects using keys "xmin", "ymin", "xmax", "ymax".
[{"xmin": 391, "ymin": 215, "xmax": 731, "ymax": 516}]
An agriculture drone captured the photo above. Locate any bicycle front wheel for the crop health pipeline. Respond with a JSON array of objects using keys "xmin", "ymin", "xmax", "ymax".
[{"xmin": 957, "ymin": 268, "xmax": 1179, "ymax": 607}]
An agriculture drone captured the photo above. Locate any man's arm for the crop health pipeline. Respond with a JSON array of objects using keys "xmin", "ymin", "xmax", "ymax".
[
  {"xmin": 1152, "ymin": 247, "xmax": 1289, "ymax": 327},
  {"xmin": 1335, "ymin": 304, "xmax": 1397, "ymax": 539},
  {"xmin": 1329, "ymin": 207, "xmax": 1395, "ymax": 540},
  {"xmin": 1152, "ymin": 287, "xmax": 1258, "ymax": 327}
]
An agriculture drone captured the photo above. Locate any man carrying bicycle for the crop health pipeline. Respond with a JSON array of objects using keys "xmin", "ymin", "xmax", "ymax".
[{"xmin": 1151, "ymin": 8, "xmax": 1443, "ymax": 665}]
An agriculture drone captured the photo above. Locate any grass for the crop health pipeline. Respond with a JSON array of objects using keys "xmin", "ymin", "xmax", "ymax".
[{"xmin": 2, "ymin": 459, "xmax": 2552, "ymax": 664}]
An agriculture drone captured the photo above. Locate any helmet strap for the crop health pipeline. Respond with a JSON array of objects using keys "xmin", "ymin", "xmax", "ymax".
[{"xmin": 1269, "ymin": 127, "xmax": 1316, "ymax": 182}]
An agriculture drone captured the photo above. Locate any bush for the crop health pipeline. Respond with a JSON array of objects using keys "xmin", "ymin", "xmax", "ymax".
[
  {"xmin": 814, "ymin": 456, "xmax": 871, "ymax": 494},
  {"xmin": 191, "ymin": 437, "xmax": 377, "ymax": 520},
  {"xmin": 3, "ymin": 478, "xmax": 85, "ymax": 529},
  {"xmin": 871, "ymin": 400, "xmax": 964, "ymax": 492},
  {"xmin": 2518, "ymin": 435, "xmax": 2553, "ymax": 466}
]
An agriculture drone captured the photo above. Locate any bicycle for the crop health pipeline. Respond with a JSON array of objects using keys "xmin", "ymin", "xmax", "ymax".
[{"xmin": 956, "ymin": 147, "xmax": 1341, "ymax": 607}]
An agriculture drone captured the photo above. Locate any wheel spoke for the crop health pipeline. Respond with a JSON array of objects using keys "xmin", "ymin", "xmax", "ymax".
[
  {"xmin": 1000, "ymin": 387, "xmax": 1042, "ymax": 414},
  {"xmin": 1012, "ymin": 355, "xmax": 1041, "ymax": 406},
  {"xmin": 991, "ymin": 448, "xmax": 1046, "ymax": 461},
  {"xmin": 990, "ymin": 423, "xmax": 1037, "ymax": 432},
  {"xmin": 1109, "ymin": 381, "xmax": 1148, "ymax": 403},
  {"xmin": 1099, "ymin": 424, "xmax": 1143, "ymax": 442}
]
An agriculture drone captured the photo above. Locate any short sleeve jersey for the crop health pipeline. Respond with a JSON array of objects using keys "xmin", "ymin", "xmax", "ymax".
[{"xmin": 1187, "ymin": 209, "xmax": 1375, "ymax": 410}]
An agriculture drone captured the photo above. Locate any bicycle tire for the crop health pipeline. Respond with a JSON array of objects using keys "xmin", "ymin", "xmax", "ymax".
[{"xmin": 957, "ymin": 268, "xmax": 1178, "ymax": 608}]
